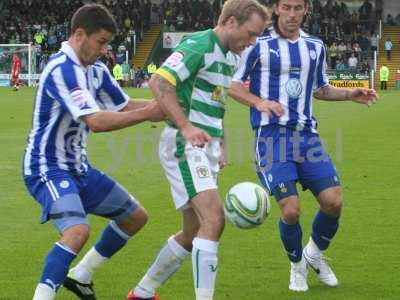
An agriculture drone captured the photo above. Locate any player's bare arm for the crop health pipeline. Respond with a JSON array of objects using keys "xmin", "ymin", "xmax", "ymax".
[
  {"xmin": 229, "ymin": 81, "xmax": 285, "ymax": 117},
  {"xmin": 149, "ymin": 73, "xmax": 210, "ymax": 146},
  {"xmin": 120, "ymin": 99, "xmax": 153, "ymax": 111},
  {"xmin": 83, "ymin": 103, "xmax": 163, "ymax": 132},
  {"xmin": 314, "ymin": 85, "xmax": 378, "ymax": 106}
]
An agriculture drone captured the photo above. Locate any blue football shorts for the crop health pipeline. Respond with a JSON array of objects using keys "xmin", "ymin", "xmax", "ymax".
[
  {"xmin": 24, "ymin": 167, "xmax": 139, "ymax": 233},
  {"xmin": 254, "ymin": 125, "xmax": 340, "ymax": 198}
]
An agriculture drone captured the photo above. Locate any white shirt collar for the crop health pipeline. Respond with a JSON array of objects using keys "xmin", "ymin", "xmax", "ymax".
[{"xmin": 60, "ymin": 41, "xmax": 83, "ymax": 67}]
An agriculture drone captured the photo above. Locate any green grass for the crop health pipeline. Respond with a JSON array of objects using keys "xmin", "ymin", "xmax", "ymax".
[{"xmin": 0, "ymin": 87, "xmax": 399, "ymax": 300}]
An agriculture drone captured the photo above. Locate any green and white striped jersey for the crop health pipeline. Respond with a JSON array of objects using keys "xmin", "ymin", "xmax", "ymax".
[{"xmin": 156, "ymin": 29, "xmax": 237, "ymax": 137}]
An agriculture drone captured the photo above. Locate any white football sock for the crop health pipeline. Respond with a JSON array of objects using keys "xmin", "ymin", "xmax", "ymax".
[
  {"xmin": 306, "ymin": 237, "xmax": 321, "ymax": 255},
  {"xmin": 134, "ymin": 236, "xmax": 190, "ymax": 298},
  {"xmin": 68, "ymin": 247, "xmax": 108, "ymax": 284},
  {"xmin": 192, "ymin": 238, "xmax": 219, "ymax": 300},
  {"xmin": 33, "ymin": 283, "xmax": 56, "ymax": 300}
]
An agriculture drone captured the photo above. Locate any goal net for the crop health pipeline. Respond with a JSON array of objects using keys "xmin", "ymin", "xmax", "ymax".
[{"xmin": 0, "ymin": 44, "xmax": 37, "ymax": 87}]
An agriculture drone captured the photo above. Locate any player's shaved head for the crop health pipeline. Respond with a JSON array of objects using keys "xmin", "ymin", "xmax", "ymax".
[{"xmin": 71, "ymin": 3, "xmax": 117, "ymax": 36}]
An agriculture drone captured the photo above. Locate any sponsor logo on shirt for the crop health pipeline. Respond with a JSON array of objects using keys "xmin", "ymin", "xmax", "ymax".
[
  {"xmin": 70, "ymin": 87, "xmax": 92, "ymax": 110},
  {"xmin": 285, "ymin": 78, "xmax": 303, "ymax": 98},
  {"xmin": 165, "ymin": 51, "xmax": 184, "ymax": 68}
]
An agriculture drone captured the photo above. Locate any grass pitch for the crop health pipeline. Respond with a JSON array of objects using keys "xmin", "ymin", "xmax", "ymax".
[{"xmin": 0, "ymin": 87, "xmax": 399, "ymax": 300}]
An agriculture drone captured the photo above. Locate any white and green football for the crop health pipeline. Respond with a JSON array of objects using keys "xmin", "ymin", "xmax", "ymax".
[{"xmin": 224, "ymin": 182, "xmax": 271, "ymax": 229}]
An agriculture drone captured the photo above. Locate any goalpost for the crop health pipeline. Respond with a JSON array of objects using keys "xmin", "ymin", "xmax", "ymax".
[{"xmin": 0, "ymin": 44, "xmax": 36, "ymax": 87}]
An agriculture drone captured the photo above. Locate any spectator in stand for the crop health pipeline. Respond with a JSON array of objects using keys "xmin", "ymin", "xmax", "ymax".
[
  {"xmin": 360, "ymin": 60, "xmax": 370, "ymax": 75},
  {"xmin": 359, "ymin": 0, "xmax": 373, "ymax": 24},
  {"xmin": 386, "ymin": 14, "xmax": 395, "ymax": 26},
  {"xmin": 353, "ymin": 42, "xmax": 362, "ymax": 61},
  {"xmin": 122, "ymin": 61, "xmax": 130, "ymax": 87},
  {"xmin": 329, "ymin": 42, "xmax": 338, "ymax": 69},
  {"xmin": 113, "ymin": 62, "xmax": 123, "ymax": 87},
  {"xmin": 335, "ymin": 56, "xmax": 346, "ymax": 72},
  {"xmin": 385, "ymin": 38, "xmax": 393, "ymax": 60},
  {"xmin": 395, "ymin": 14, "xmax": 400, "ymax": 26},
  {"xmin": 348, "ymin": 52, "xmax": 358, "ymax": 73},
  {"xmin": 338, "ymin": 41, "xmax": 347, "ymax": 56},
  {"xmin": 380, "ymin": 64, "xmax": 389, "ymax": 90}
]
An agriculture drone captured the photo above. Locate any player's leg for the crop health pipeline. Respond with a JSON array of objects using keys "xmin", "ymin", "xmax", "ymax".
[
  {"xmin": 298, "ymin": 132, "xmax": 341, "ymax": 286},
  {"xmin": 190, "ymin": 189, "xmax": 225, "ymax": 300},
  {"xmin": 65, "ymin": 168, "xmax": 145, "ymax": 299},
  {"xmin": 24, "ymin": 173, "xmax": 89, "ymax": 300},
  {"xmin": 128, "ymin": 208, "xmax": 199, "ymax": 299},
  {"xmin": 255, "ymin": 125, "xmax": 308, "ymax": 291}
]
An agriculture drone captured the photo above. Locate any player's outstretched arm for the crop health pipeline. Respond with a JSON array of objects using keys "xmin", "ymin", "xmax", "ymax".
[
  {"xmin": 149, "ymin": 74, "xmax": 210, "ymax": 146},
  {"xmin": 229, "ymin": 81, "xmax": 285, "ymax": 117},
  {"xmin": 314, "ymin": 85, "xmax": 378, "ymax": 106},
  {"xmin": 82, "ymin": 102, "xmax": 164, "ymax": 132}
]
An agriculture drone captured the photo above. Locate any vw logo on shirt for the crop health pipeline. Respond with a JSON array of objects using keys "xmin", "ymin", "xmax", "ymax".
[{"xmin": 285, "ymin": 78, "xmax": 303, "ymax": 98}]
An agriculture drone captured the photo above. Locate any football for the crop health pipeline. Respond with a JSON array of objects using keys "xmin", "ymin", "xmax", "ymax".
[{"xmin": 224, "ymin": 182, "xmax": 271, "ymax": 229}]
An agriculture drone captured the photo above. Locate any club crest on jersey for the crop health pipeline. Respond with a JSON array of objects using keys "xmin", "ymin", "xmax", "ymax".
[
  {"xmin": 285, "ymin": 78, "xmax": 303, "ymax": 98},
  {"xmin": 196, "ymin": 166, "xmax": 210, "ymax": 178},
  {"xmin": 211, "ymin": 86, "xmax": 226, "ymax": 104},
  {"xmin": 309, "ymin": 50, "xmax": 317, "ymax": 60}
]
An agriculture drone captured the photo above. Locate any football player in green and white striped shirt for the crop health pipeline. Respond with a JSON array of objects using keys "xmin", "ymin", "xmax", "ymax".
[{"xmin": 125, "ymin": 1, "xmax": 268, "ymax": 300}]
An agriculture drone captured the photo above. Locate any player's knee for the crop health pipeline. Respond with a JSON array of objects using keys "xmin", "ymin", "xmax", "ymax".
[
  {"xmin": 281, "ymin": 204, "xmax": 300, "ymax": 224},
  {"xmin": 201, "ymin": 207, "xmax": 225, "ymax": 236},
  {"xmin": 61, "ymin": 224, "xmax": 90, "ymax": 252},
  {"xmin": 281, "ymin": 209, "xmax": 300, "ymax": 224},
  {"xmin": 321, "ymin": 198, "xmax": 342, "ymax": 216},
  {"xmin": 120, "ymin": 206, "xmax": 149, "ymax": 235},
  {"xmin": 319, "ymin": 188, "xmax": 343, "ymax": 216}
]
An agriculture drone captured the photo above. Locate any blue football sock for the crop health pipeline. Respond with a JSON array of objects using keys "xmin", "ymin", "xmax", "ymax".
[
  {"xmin": 94, "ymin": 222, "xmax": 130, "ymax": 258},
  {"xmin": 279, "ymin": 219, "xmax": 303, "ymax": 263},
  {"xmin": 40, "ymin": 242, "xmax": 76, "ymax": 292},
  {"xmin": 311, "ymin": 210, "xmax": 339, "ymax": 251}
]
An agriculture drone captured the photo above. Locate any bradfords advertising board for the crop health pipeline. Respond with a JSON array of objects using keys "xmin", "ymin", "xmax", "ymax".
[{"xmin": 328, "ymin": 72, "xmax": 370, "ymax": 88}]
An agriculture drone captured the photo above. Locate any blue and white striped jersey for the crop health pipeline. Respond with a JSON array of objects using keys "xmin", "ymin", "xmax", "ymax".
[
  {"xmin": 23, "ymin": 42, "xmax": 129, "ymax": 176},
  {"xmin": 233, "ymin": 27, "xmax": 329, "ymax": 132}
]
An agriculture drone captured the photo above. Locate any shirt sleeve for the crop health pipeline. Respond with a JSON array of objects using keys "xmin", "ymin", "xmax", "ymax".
[
  {"xmin": 97, "ymin": 64, "xmax": 130, "ymax": 111},
  {"xmin": 232, "ymin": 45, "xmax": 257, "ymax": 83},
  {"xmin": 155, "ymin": 40, "xmax": 204, "ymax": 86},
  {"xmin": 314, "ymin": 44, "xmax": 329, "ymax": 90},
  {"xmin": 48, "ymin": 64, "xmax": 100, "ymax": 121}
]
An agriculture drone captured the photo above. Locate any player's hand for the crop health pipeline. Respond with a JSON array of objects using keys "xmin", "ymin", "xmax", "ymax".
[
  {"xmin": 349, "ymin": 88, "xmax": 378, "ymax": 107},
  {"xmin": 145, "ymin": 100, "xmax": 166, "ymax": 122},
  {"xmin": 181, "ymin": 123, "xmax": 211, "ymax": 147},
  {"xmin": 255, "ymin": 100, "xmax": 285, "ymax": 117}
]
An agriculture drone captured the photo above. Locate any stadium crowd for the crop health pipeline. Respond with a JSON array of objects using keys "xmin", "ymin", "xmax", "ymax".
[
  {"xmin": 0, "ymin": 0, "xmax": 391, "ymax": 79},
  {"xmin": 0, "ymin": 0, "xmax": 151, "ymax": 73}
]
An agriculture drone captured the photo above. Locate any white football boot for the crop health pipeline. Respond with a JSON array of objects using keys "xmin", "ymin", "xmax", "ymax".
[
  {"xmin": 303, "ymin": 238, "xmax": 338, "ymax": 287},
  {"xmin": 289, "ymin": 255, "xmax": 309, "ymax": 292}
]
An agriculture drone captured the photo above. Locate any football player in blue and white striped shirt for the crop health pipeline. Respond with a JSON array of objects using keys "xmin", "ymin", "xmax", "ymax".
[
  {"xmin": 230, "ymin": 0, "xmax": 377, "ymax": 292},
  {"xmin": 23, "ymin": 4, "xmax": 164, "ymax": 300}
]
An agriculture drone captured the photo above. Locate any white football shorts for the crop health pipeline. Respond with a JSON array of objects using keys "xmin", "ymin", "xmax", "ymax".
[{"xmin": 159, "ymin": 126, "xmax": 221, "ymax": 210}]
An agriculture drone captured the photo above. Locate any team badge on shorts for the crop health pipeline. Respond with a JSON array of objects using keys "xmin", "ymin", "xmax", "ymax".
[
  {"xmin": 285, "ymin": 78, "xmax": 303, "ymax": 98},
  {"xmin": 60, "ymin": 180, "xmax": 70, "ymax": 189},
  {"xmin": 196, "ymin": 166, "xmax": 210, "ymax": 178}
]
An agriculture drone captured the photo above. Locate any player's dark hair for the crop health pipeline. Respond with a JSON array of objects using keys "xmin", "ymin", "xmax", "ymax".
[
  {"xmin": 71, "ymin": 4, "xmax": 117, "ymax": 36},
  {"xmin": 271, "ymin": 0, "xmax": 309, "ymax": 32}
]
